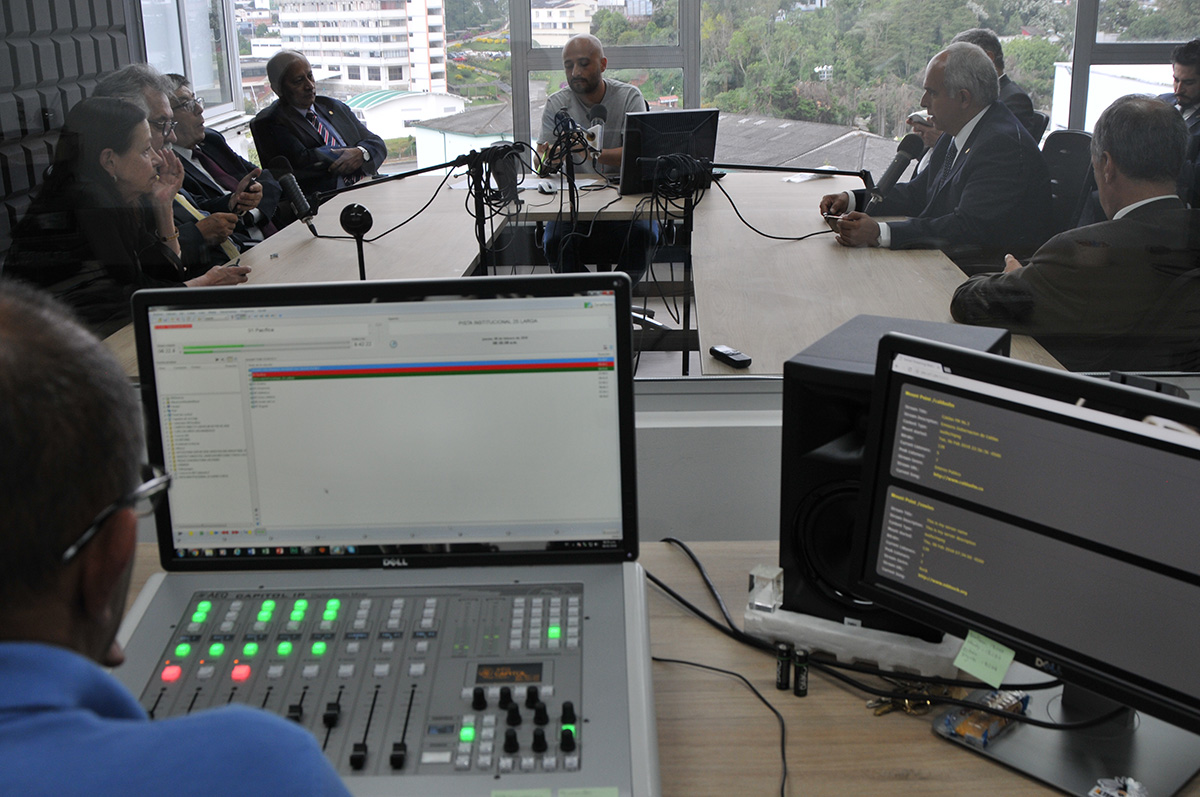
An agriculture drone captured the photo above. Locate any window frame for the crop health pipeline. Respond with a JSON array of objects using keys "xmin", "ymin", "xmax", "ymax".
[{"xmin": 509, "ymin": 0, "xmax": 700, "ymax": 145}]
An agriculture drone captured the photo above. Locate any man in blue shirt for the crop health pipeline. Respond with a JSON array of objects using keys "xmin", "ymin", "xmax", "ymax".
[{"xmin": 0, "ymin": 280, "xmax": 350, "ymax": 797}]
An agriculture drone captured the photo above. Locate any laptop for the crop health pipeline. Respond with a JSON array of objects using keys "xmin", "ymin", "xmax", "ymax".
[
  {"xmin": 618, "ymin": 109, "xmax": 720, "ymax": 196},
  {"xmin": 116, "ymin": 273, "xmax": 659, "ymax": 796}
]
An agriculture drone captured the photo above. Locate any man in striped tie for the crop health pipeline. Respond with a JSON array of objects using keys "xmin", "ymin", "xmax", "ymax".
[
  {"xmin": 818, "ymin": 43, "xmax": 1053, "ymax": 273},
  {"xmin": 251, "ymin": 51, "xmax": 386, "ymax": 195}
]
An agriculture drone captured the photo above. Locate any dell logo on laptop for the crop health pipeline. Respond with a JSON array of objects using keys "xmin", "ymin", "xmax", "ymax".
[{"xmin": 382, "ymin": 558, "xmax": 410, "ymax": 567}]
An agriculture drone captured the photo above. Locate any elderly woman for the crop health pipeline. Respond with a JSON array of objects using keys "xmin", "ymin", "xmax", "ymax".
[{"xmin": 4, "ymin": 97, "xmax": 249, "ymax": 336}]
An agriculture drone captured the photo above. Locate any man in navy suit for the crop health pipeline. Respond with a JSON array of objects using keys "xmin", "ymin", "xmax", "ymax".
[
  {"xmin": 820, "ymin": 43, "xmax": 1053, "ymax": 271},
  {"xmin": 951, "ymin": 96, "xmax": 1200, "ymax": 371},
  {"xmin": 1157, "ymin": 39, "xmax": 1200, "ymax": 207},
  {"xmin": 251, "ymin": 51, "xmax": 387, "ymax": 196},
  {"xmin": 167, "ymin": 75, "xmax": 283, "ymax": 241}
]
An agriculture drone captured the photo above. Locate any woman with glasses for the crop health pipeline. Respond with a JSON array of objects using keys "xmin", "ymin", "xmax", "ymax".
[{"xmin": 4, "ymin": 97, "xmax": 250, "ymax": 337}]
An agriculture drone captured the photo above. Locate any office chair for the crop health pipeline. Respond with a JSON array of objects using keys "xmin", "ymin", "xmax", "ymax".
[
  {"xmin": 1028, "ymin": 110, "xmax": 1050, "ymax": 142},
  {"xmin": 1042, "ymin": 130, "xmax": 1094, "ymax": 235}
]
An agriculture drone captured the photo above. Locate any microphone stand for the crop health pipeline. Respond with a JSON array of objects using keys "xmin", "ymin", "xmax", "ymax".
[{"xmin": 708, "ymin": 162, "xmax": 875, "ymax": 193}]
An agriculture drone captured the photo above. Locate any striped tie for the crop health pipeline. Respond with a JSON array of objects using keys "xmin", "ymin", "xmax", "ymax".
[
  {"xmin": 306, "ymin": 111, "xmax": 337, "ymax": 147},
  {"xmin": 174, "ymin": 193, "xmax": 241, "ymax": 261},
  {"xmin": 307, "ymin": 111, "xmax": 362, "ymax": 185}
]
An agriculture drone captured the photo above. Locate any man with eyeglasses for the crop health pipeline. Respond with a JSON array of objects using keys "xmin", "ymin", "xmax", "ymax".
[
  {"xmin": 0, "ymin": 279, "xmax": 350, "ymax": 796},
  {"xmin": 96, "ymin": 65, "xmax": 252, "ymax": 277},
  {"xmin": 166, "ymin": 73, "xmax": 283, "ymax": 242}
]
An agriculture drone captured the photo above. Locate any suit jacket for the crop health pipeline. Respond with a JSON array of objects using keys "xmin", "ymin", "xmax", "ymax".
[
  {"xmin": 1157, "ymin": 92, "xmax": 1200, "ymax": 206},
  {"xmin": 251, "ymin": 96, "xmax": 386, "ymax": 195},
  {"xmin": 180, "ymin": 129, "xmax": 282, "ymax": 232},
  {"xmin": 998, "ymin": 74, "xmax": 1039, "ymax": 137},
  {"xmin": 855, "ymin": 102, "xmax": 1053, "ymax": 267},
  {"xmin": 170, "ymin": 187, "xmax": 252, "ymax": 278},
  {"xmin": 950, "ymin": 197, "xmax": 1200, "ymax": 371}
]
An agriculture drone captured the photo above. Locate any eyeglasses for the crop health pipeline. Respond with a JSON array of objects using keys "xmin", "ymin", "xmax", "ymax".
[
  {"xmin": 150, "ymin": 118, "xmax": 180, "ymax": 136},
  {"xmin": 61, "ymin": 464, "xmax": 172, "ymax": 563},
  {"xmin": 172, "ymin": 96, "xmax": 205, "ymax": 115}
]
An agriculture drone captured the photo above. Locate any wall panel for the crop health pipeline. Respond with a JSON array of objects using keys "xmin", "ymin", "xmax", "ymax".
[{"xmin": 0, "ymin": 0, "xmax": 136, "ymax": 259}]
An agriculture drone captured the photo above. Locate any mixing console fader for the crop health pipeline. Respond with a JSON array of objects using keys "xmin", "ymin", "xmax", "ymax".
[{"xmin": 140, "ymin": 584, "xmax": 593, "ymax": 781}]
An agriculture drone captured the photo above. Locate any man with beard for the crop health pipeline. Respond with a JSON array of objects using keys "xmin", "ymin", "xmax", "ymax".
[{"xmin": 537, "ymin": 34, "xmax": 654, "ymax": 283}]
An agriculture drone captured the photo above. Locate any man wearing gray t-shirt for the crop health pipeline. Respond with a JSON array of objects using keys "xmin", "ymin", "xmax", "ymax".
[{"xmin": 537, "ymin": 34, "xmax": 655, "ymax": 281}]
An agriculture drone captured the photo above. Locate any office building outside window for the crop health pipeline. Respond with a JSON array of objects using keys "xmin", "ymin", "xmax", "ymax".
[{"xmin": 273, "ymin": 0, "xmax": 446, "ymax": 93}]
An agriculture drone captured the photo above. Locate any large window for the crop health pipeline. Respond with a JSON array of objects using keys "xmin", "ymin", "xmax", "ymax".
[{"xmin": 141, "ymin": 0, "xmax": 238, "ymax": 114}]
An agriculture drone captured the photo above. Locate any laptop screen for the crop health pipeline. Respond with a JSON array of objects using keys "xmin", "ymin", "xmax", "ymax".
[{"xmin": 132, "ymin": 274, "xmax": 638, "ymax": 571}]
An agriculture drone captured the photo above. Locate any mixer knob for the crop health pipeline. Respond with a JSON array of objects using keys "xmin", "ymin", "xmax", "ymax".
[
  {"xmin": 561, "ymin": 701, "xmax": 577, "ymax": 724},
  {"xmin": 472, "ymin": 686, "xmax": 487, "ymax": 711},
  {"xmin": 532, "ymin": 728, "xmax": 548, "ymax": 753},
  {"xmin": 560, "ymin": 727, "xmax": 577, "ymax": 752},
  {"xmin": 525, "ymin": 685, "xmax": 540, "ymax": 708},
  {"xmin": 534, "ymin": 701, "xmax": 549, "ymax": 726},
  {"xmin": 504, "ymin": 728, "xmax": 520, "ymax": 754},
  {"xmin": 506, "ymin": 703, "xmax": 523, "ymax": 726},
  {"xmin": 499, "ymin": 686, "xmax": 514, "ymax": 709}
]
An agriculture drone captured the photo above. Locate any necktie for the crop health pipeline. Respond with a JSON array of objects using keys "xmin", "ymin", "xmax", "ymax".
[
  {"xmin": 194, "ymin": 147, "xmax": 242, "ymax": 193},
  {"xmin": 174, "ymin": 193, "xmax": 241, "ymax": 262},
  {"xmin": 306, "ymin": 111, "xmax": 362, "ymax": 185},
  {"xmin": 195, "ymin": 148, "xmax": 277, "ymax": 238},
  {"xmin": 937, "ymin": 140, "xmax": 958, "ymax": 189}
]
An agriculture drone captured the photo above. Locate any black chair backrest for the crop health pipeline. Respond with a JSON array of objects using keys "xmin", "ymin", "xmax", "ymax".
[
  {"xmin": 1042, "ymin": 129, "xmax": 1093, "ymax": 234},
  {"xmin": 1027, "ymin": 111, "xmax": 1050, "ymax": 142}
]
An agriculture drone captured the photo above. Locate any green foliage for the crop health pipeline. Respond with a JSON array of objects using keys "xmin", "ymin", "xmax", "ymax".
[
  {"xmin": 1004, "ymin": 37, "xmax": 1065, "ymax": 105},
  {"xmin": 699, "ymin": 0, "xmax": 1068, "ymax": 135},
  {"xmin": 385, "ymin": 136, "xmax": 416, "ymax": 161},
  {"xmin": 445, "ymin": 0, "xmax": 507, "ymax": 34}
]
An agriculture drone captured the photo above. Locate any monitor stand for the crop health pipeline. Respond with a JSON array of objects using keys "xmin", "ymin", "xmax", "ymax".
[{"xmin": 935, "ymin": 678, "xmax": 1200, "ymax": 796}]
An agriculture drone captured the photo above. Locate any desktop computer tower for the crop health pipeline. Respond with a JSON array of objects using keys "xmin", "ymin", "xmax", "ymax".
[{"xmin": 778, "ymin": 315, "xmax": 1010, "ymax": 640}]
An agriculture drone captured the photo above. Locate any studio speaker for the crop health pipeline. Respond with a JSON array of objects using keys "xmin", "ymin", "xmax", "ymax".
[{"xmin": 779, "ymin": 316, "xmax": 1009, "ymax": 640}]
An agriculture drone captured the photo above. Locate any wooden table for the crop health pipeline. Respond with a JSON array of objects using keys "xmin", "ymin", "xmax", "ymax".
[
  {"xmin": 128, "ymin": 540, "xmax": 1191, "ymax": 796},
  {"xmin": 104, "ymin": 173, "xmax": 497, "ymax": 377},
  {"xmin": 689, "ymin": 173, "xmax": 1060, "ymax": 375}
]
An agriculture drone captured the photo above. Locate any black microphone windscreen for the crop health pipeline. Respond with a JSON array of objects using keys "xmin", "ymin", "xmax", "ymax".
[
  {"xmin": 897, "ymin": 133, "xmax": 925, "ymax": 158},
  {"xmin": 588, "ymin": 105, "xmax": 608, "ymax": 123},
  {"xmin": 267, "ymin": 156, "xmax": 294, "ymax": 177},
  {"xmin": 279, "ymin": 172, "xmax": 312, "ymax": 222}
]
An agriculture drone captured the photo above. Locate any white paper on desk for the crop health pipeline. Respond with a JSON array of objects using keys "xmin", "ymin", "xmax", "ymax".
[{"xmin": 783, "ymin": 171, "xmax": 836, "ymax": 183}]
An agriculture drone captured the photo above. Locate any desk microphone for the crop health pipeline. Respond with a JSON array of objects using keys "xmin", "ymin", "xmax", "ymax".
[
  {"xmin": 865, "ymin": 134, "xmax": 925, "ymax": 212},
  {"xmin": 585, "ymin": 105, "xmax": 606, "ymax": 155},
  {"xmin": 269, "ymin": 156, "xmax": 318, "ymax": 236}
]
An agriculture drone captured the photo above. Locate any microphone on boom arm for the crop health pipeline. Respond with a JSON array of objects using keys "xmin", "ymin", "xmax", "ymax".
[
  {"xmin": 865, "ymin": 133, "xmax": 926, "ymax": 213},
  {"xmin": 585, "ymin": 105, "xmax": 607, "ymax": 155},
  {"xmin": 268, "ymin": 156, "xmax": 318, "ymax": 236}
]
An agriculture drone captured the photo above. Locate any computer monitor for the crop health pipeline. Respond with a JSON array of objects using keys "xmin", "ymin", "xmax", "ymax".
[
  {"xmin": 617, "ymin": 109, "xmax": 719, "ymax": 196},
  {"xmin": 850, "ymin": 333, "xmax": 1200, "ymax": 796}
]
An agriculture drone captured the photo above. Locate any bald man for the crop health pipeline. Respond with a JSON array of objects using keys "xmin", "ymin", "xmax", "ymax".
[
  {"xmin": 250, "ymin": 50, "xmax": 386, "ymax": 195},
  {"xmin": 537, "ymin": 34, "xmax": 654, "ymax": 282}
]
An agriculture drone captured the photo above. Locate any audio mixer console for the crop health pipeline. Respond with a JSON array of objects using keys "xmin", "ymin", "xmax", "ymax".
[{"xmin": 116, "ymin": 565, "xmax": 658, "ymax": 796}]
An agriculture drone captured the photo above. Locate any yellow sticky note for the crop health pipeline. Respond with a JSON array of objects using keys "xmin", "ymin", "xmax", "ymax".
[{"xmin": 954, "ymin": 630, "xmax": 1015, "ymax": 689}]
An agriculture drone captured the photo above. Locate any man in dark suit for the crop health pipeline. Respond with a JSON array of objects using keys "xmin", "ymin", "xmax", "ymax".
[
  {"xmin": 1157, "ymin": 38, "xmax": 1200, "ymax": 207},
  {"xmin": 950, "ymin": 28, "xmax": 1041, "ymax": 138},
  {"xmin": 951, "ymin": 96, "xmax": 1200, "ymax": 372},
  {"xmin": 251, "ymin": 51, "xmax": 386, "ymax": 196},
  {"xmin": 820, "ymin": 43, "xmax": 1053, "ymax": 270},
  {"xmin": 167, "ymin": 74, "xmax": 282, "ymax": 241}
]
